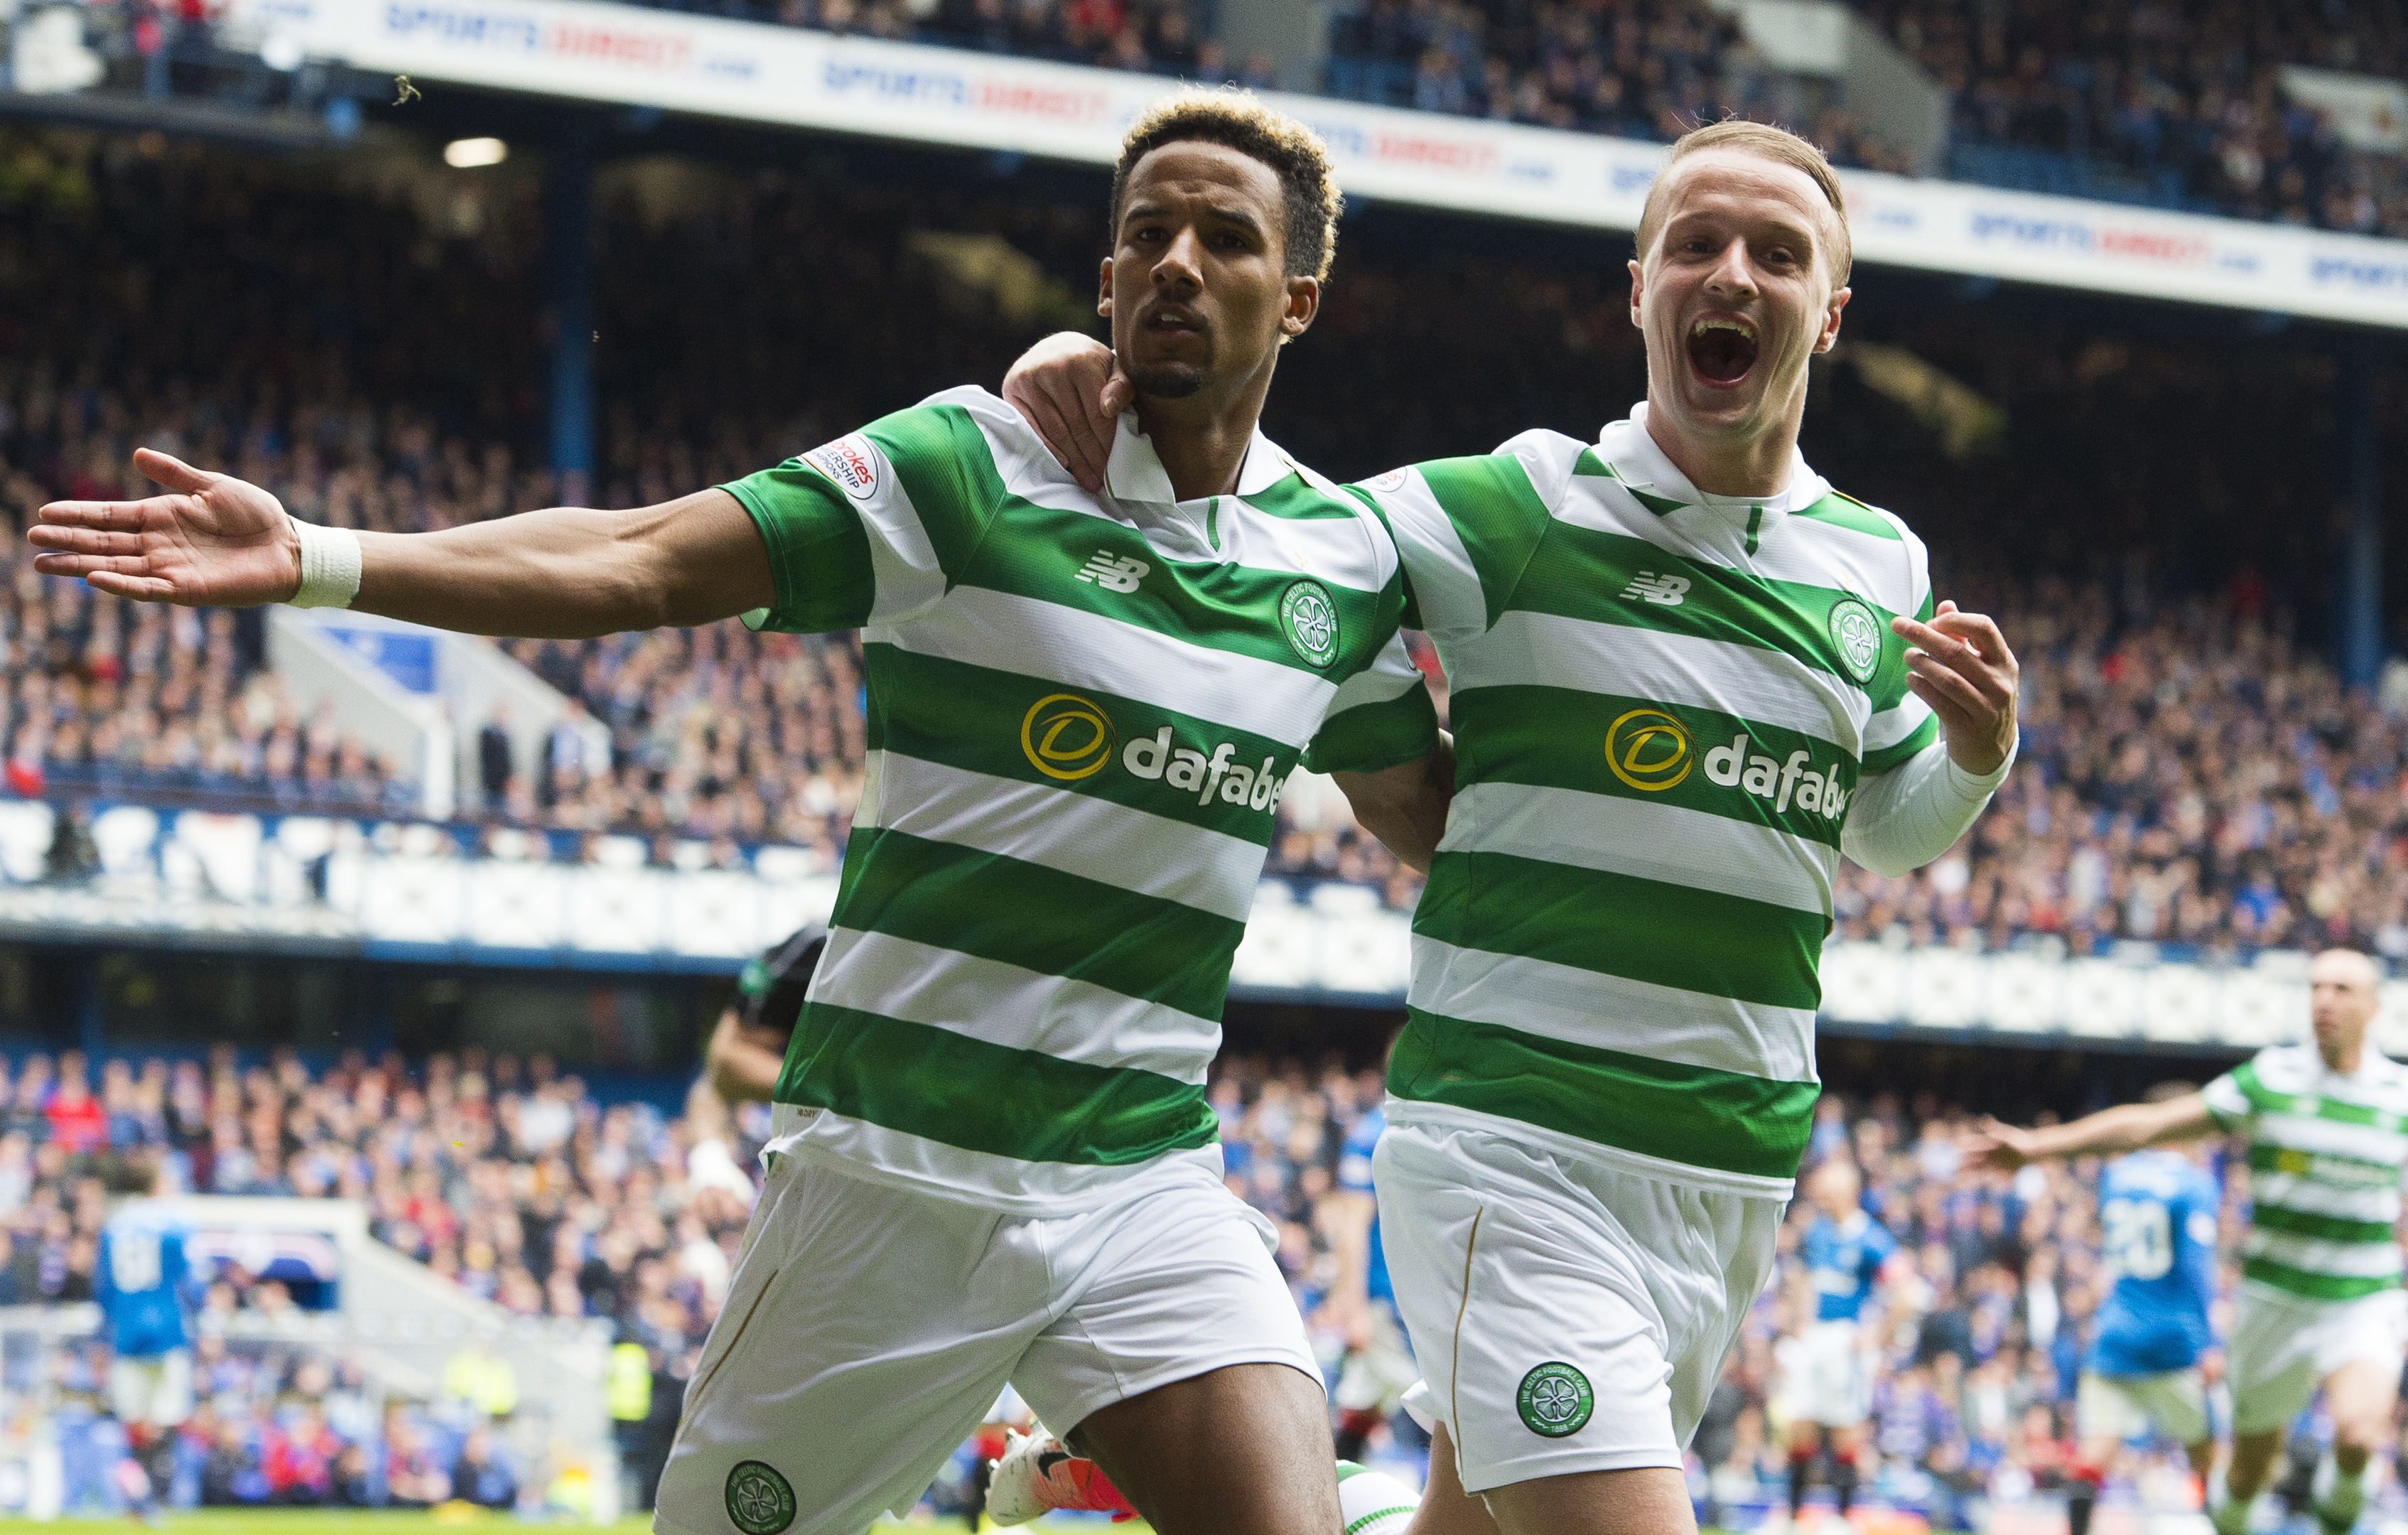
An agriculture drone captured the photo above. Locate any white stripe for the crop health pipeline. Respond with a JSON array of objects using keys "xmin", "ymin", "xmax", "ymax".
[
  {"xmin": 1324, "ymin": 635, "xmax": 1427, "ymax": 720},
  {"xmin": 809, "ymin": 927, "xmax": 1220, "ymax": 1082},
  {"xmin": 865, "ymin": 750, "xmax": 1267, "ymax": 922},
  {"xmin": 2255, "ymin": 1112, "xmax": 2408, "ymax": 1165},
  {"xmin": 1440, "ymin": 779, "xmax": 1836, "ymax": 915},
  {"xmin": 1374, "ymin": 470, "xmax": 1489, "ymax": 643},
  {"xmin": 2242, "ymin": 1227, "xmax": 2406, "ymax": 1278},
  {"xmin": 1752, "ymin": 513, "xmax": 1921, "ymax": 616},
  {"xmin": 2249, "ymin": 1172, "xmax": 2402, "ymax": 1221},
  {"xmin": 765, "ymin": 1103, "xmax": 1226, "ymax": 1214},
  {"xmin": 1408, "ymin": 934, "xmax": 1817, "ymax": 1082},
  {"xmin": 1863, "ymin": 697, "xmax": 1933, "ymax": 755},
  {"xmin": 1213, "ymin": 495, "xmax": 1395, "ymax": 593},
  {"xmin": 1449, "ymin": 609, "xmax": 1867, "ymax": 747},
  {"xmin": 885, "ymin": 585, "xmax": 1339, "ymax": 746}
]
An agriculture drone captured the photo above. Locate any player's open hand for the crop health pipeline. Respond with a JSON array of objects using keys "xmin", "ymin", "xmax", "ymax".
[
  {"xmin": 28, "ymin": 448, "xmax": 301, "ymax": 607},
  {"xmin": 1003, "ymin": 332, "xmax": 1130, "ymax": 494},
  {"xmin": 1960, "ymin": 1116, "xmax": 2038, "ymax": 1173},
  {"xmin": 1892, "ymin": 600, "xmax": 2019, "ymax": 776}
]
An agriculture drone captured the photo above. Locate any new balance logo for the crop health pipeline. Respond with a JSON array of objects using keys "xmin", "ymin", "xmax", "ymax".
[
  {"xmin": 1620, "ymin": 572, "xmax": 1690, "ymax": 605},
  {"xmin": 1075, "ymin": 551, "xmax": 1149, "ymax": 593}
]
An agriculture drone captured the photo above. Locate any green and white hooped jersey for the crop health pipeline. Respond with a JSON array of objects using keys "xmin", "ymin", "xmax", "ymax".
[
  {"xmin": 724, "ymin": 387, "xmax": 1435, "ymax": 1212},
  {"xmin": 1351, "ymin": 404, "xmax": 1940, "ymax": 1197},
  {"xmin": 2205, "ymin": 1043, "xmax": 2408, "ymax": 1302}
]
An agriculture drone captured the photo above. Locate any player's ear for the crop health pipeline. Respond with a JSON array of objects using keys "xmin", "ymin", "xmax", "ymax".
[
  {"xmin": 1281, "ymin": 274, "xmax": 1319, "ymax": 339},
  {"xmin": 1098, "ymin": 257, "xmax": 1114, "ymax": 319},
  {"xmin": 1815, "ymin": 286, "xmax": 1852, "ymax": 355},
  {"xmin": 1627, "ymin": 257, "xmax": 1646, "ymax": 329}
]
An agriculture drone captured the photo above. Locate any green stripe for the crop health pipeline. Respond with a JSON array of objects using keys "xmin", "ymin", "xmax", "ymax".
[
  {"xmin": 1388, "ymin": 1008, "xmax": 1818, "ymax": 1180},
  {"xmin": 774, "ymin": 1003, "xmax": 1216, "ymax": 1165},
  {"xmin": 725, "ymin": 470, "xmax": 879, "ymax": 635},
  {"xmin": 863, "ymin": 645, "xmax": 1296, "ymax": 843},
  {"xmin": 2246, "ymin": 1141, "xmax": 2402, "ymax": 1184},
  {"xmin": 2235, "ymin": 1070, "xmax": 2407, "ymax": 1130},
  {"xmin": 833, "ymin": 827, "xmax": 1243, "ymax": 1018},
  {"xmin": 1412, "ymin": 455, "xmax": 1555, "ymax": 631},
  {"xmin": 1449, "ymin": 683, "xmax": 1857, "ymax": 848},
  {"xmin": 1793, "ymin": 491, "xmax": 1902, "ymax": 542},
  {"xmin": 1346, "ymin": 1509, "xmax": 1415, "ymax": 1535},
  {"xmin": 865, "ymin": 404, "xmax": 1008, "ymax": 582},
  {"xmin": 1305, "ymin": 684, "xmax": 1440, "ymax": 775},
  {"xmin": 1242, "ymin": 473, "xmax": 1364, "ymax": 522},
  {"xmin": 2240, "ymin": 1256, "xmax": 2400, "ymax": 1301},
  {"xmin": 966, "ymin": 495, "xmax": 1388, "ymax": 677},
  {"xmin": 2250, "ymin": 1203, "xmax": 2397, "ymax": 1244},
  {"xmin": 1511, "ymin": 520, "xmax": 1911, "ymax": 702},
  {"xmin": 1859, "ymin": 716, "xmax": 1940, "ymax": 776},
  {"xmin": 1415, "ymin": 850, "xmax": 1825, "ymax": 1010},
  {"xmin": 1572, "ymin": 448, "xmax": 1612, "ymax": 478}
]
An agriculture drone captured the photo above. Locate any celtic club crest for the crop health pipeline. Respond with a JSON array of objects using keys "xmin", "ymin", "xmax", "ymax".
[
  {"xmin": 1278, "ymin": 580, "xmax": 1341, "ymax": 669},
  {"xmin": 1516, "ymin": 1361, "xmax": 1595, "ymax": 1438},
  {"xmin": 725, "ymin": 1460, "xmax": 797, "ymax": 1535},
  {"xmin": 1826, "ymin": 596, "xmax": 1884, "ymax": 686}
]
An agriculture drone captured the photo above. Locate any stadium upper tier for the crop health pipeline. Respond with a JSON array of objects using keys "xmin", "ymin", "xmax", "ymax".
[{"xmin": 30, "ymin": 0, "xmax": 2408, "ymax": 242}]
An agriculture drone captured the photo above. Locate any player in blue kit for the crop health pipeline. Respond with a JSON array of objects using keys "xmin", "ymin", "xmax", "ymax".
[
  {"xmin": 2066, "ymin": 1087, "xmax": 2222, "ymax": 1535},
  {"xmin": 1329, "ymin": 1099, "xmax": 1417, "ymax": 1464},
  {"xmin": 1782, "ymin": 1160, "xmax": 1903, "ymax": 1529},
  {"xmin": 96, "ymin": 1155, "xmax": 194, "ymax": 1509}
]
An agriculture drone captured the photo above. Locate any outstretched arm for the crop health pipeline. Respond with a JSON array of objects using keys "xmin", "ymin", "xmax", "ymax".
[
  {"xmin": 1963, "ymin": 1092, "xmax": 2218, "ymax": 1170},
  {"xmin": 29, "ymin": 448, "xmax": 773, "ymax": 638}
]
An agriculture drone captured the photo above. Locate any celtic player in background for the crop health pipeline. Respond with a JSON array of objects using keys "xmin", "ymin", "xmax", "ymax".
[
  {"xmin": 1970, "ymin": 949, "xmax": 2404, "ymax": 1535},
  {"xmin": 28, "ymin": 92, "xmax": 1445, "ymax": 1535},
  {"xmin": 1007, "ymin": 117, "xmax": 2019, "ymax": 1535}
]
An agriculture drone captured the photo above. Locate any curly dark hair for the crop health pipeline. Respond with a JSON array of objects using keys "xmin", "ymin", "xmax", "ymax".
[{"xmin": 1108, "ymin": 88, "xmax": 1344, "ymax": 284}]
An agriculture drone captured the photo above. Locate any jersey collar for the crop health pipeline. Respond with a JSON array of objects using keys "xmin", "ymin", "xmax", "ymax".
[
  {"xmin": 1599, "ymin": 402, "xmax": 1830, "ymax": 534},
  {"xmin": 1103, "ymin": 412, "xmax": 1291, "ymax": 506}
]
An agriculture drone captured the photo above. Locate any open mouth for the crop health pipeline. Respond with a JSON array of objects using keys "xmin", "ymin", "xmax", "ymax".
[
  {"xmin": 1687, "ymin": 316, "xmax": 1759, "ymax": 384},
  {"xmin": 1144, "ymin": 306, "xmax": 1205, "ymax": 339}
]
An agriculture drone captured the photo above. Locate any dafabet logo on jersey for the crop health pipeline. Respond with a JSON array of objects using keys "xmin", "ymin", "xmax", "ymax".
[
  {"xmin": 1603, "ymin": 709, "xmax": 1694, "ymax": 791},
  {"xmin": 1020, "ymin": 694, "xmax": 1289, "ymax": 812},
  {"xmin": 1020, "ymin": 694, "xmax": 1116, "ymax": 781},
  {"xmin": 1603, "ymin": 706, "xmax": 1852, "ymax": 819}
]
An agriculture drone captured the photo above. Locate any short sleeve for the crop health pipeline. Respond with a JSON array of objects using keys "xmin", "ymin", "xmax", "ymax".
[
  {"xmin": 1304, "ymin": 630, "xmax": 1439, "ymax": 775},
  {"xmin": 2200, "ymin": 1062, "xmax": 2256, "ymax": 1131},
  {"xmin": 721, "ymin": 397, "xmax": 1005, "ymax": 635},
  {"xmin": 1349, "ymin": 448, "xmax": 1554, "ymax": 648}
]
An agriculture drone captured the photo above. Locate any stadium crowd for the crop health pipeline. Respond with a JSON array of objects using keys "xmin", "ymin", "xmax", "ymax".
[
  {"xmin": 5, "ymin": 137, "xmax": 2408, "ymax": 952},
  {"xmin": 10, "ymin": 1038, "xmax": 2408, "ymax": 1524},
  {"xmin": 1859, "ymin": 0, "xmax": 2408, "ymax": 233}
]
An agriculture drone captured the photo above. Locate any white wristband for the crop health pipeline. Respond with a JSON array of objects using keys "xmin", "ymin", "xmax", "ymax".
[{"xmin": 289, "ymin": 517, "xmax": 362, "ymax": 609}]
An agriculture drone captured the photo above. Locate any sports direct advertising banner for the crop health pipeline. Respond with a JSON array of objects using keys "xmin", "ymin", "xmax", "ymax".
[{"xmin": 230, "ymin": 0, "xmax": 2408, "ymax": 325}]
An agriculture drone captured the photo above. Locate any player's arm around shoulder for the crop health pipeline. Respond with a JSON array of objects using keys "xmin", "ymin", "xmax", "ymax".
[{"xmin": 29, "ymin": 447, "xmax": 774, "ymax": 638}]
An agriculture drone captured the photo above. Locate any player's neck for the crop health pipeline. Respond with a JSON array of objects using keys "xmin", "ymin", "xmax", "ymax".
[
  {"xmin": 1133, "ymin": 362, "xmax": 1275, "ymax": 502},
  {"xmin": 1641, "ymin": 392, "xmax": 1803, "ymax": 500},
  {"xmin": 2318, "ymin": 1038, "xmax": 2365, "ymax": 1075}
]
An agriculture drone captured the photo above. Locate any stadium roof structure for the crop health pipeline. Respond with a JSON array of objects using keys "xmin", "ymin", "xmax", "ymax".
[{"xmin": 217, "ymin": 0, "xmax": 2408, "ymax": 328}]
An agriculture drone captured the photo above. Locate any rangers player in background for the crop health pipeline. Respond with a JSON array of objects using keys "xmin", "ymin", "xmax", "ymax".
[{"xmin": 1780, "ymin": 1158, "xmax": 1904, "ymax": 1530}]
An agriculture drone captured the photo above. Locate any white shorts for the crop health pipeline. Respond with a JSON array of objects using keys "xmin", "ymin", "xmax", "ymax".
[
  {"xmin": 1783, "ymin": 1320, "xmax": 1872, "ymax": 1428},
  {"xmin": 1375, "ymin": 1119, "xmax": 1782, "ymax": 1491},
  {"xmin": 108, "ymin": 1349, "xmax": 193, "ymax": 1428},
  {"xmin": 2228, "ymin": 1283, "xmax": 2408, "ymax": 1436},
  {"xmin": 653, "ymin": 1148, "xmax": 1319, "ymax": 1535},
  {"xmin": 2076, "ymin": 1369, "xmax": 2210, "ymax": 1445}
]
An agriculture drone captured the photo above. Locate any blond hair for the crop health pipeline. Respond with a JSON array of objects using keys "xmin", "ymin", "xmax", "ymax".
[
  {"xmin": 1110, "ymin": 88, "xmax": 1344, "ymax": 283},
  {"xmin": 1635, "ymin": 119, "xmax": 1851, "ymax": 284}
]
